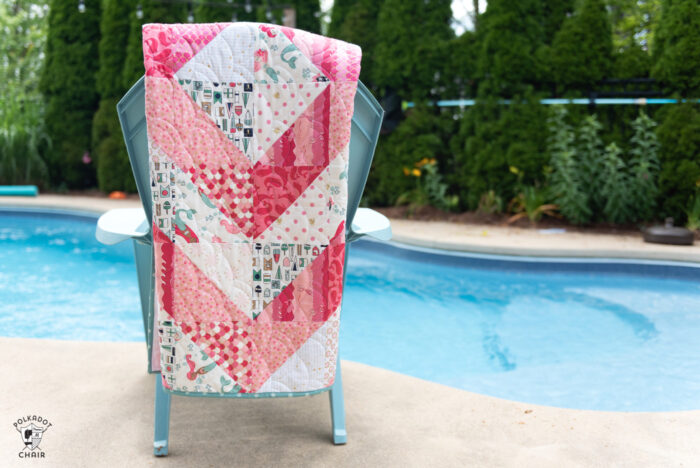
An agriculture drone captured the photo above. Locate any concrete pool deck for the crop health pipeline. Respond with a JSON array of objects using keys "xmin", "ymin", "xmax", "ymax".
[
  {"xmin": 1, "ymin": 337, "xmax": 699, "ymax": 468},
  {"xmin": 2, "ymin": 194, "xmax": 700, "ymax": 466},
  {"xmin": 2, "ymin": 194, "xmax": 699, "ymax": 262}
]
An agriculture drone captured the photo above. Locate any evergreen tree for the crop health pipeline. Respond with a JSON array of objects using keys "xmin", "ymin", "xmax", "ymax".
[
  {"xmin": 365, "ymin": 106, "xmax": 455, "ymax": 206},
  {"xmin": 39, "ymin": 0, "xmax": 101, "ymax": 188},
  {"xmin": 122, "ymin": 1, "xmax": 188, "ymax": 90},
  {"xmin": 542, "ymin": 0, "xmax": 575, "ymax": 44},
  {"xmin": 450, "ymin": 95, "xmax": 550, "ymax": 209},
  {"xmin": 614, "ymin": 42, "xmax": 652, "ymax": 78},
  {"xmin": 656, "ymin": 104, "xmax": 700, "ymax": 221},
  {"xmin": 328, "ymin": 0, "xmax": 356, "ymax": 38},
  {"xmin": 373, "ymin": 0, "xmax": 453, "ymax": 101},
  {"xmin": 652, "ymin": 0, "xmax": 700, "ymax": 96},
  {"xmin": 335, "ymin": 0, "xmax": 382, "ymax": 87},
  {"xmin": 475, "ymin": 0, "xmax": 546, "ymax": 96},
  {"xmin": 195, "ymin": 0, "xmax": 260, "ymax": 23},
  {"xmin": 292, "ymin": 0, "xmax": 321, "ymax": 34},
  {"xmin": 94, "ymin": 0, "xmax": 136, "ymax": 193},
  {"xmin": 550, "ymin": 0, "xmax": 613, "ymax": 93}
]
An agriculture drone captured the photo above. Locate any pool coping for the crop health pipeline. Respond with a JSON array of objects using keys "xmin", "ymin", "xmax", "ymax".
[{"xmin": 2, "ymin": 194, "xmax": 699, "ymax": 263}]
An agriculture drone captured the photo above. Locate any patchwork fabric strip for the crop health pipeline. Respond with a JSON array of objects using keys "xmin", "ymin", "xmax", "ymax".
[{"xmin": 143, "ymin": 22, "xmax": 361, "ymax": 395}]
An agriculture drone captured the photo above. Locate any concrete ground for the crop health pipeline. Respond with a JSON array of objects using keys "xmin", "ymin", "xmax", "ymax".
[
  {"xmin": 2, "ymin": 338, "xmax": 699, "ymax": 468},
  {"xmin": 2, "ymin": 195, "xmax": 700, "ymax": 466}
]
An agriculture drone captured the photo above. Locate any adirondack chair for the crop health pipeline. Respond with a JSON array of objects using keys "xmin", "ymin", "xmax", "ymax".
[{"xmin": 95, "ymin": 76, "xmax": 390, "ymax": 455}]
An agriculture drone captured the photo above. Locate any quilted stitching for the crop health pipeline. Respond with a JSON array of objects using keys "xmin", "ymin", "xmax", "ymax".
[{"xmin": 145, "ymin": 23, "xmax": 360, "ymax": 394}]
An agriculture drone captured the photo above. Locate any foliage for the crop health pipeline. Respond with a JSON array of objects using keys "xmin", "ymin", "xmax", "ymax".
[
  {"xmin": 291, "ymin": 0, "xmax": 321, "ymax": 34},
  {"xmin": 450, "ymin": 95, "xmax": 549, "ymax": 210},
  {"xmin": 0, "ymin": 1, "xmax": 50, "ymax": 187},
  {"xmin": 614, "ymin": 41, "xmax": 652, "ymax": 79},
  {"xmin": 507, "ymin": 185, "xmax": 558, "ymax": 224},
  {"xmin": 365, "ymin": 106, "xmax": 453, "ymax": 206},
  {"xmin": 686, "ymin": 194, "xmax": 700, "ymax": 231},
  {"xmin": 477, "ymin": 190, "xmax": 503, "ymax": 215},
  {"xmin": 546, "ymin": 107, "xmax": 661, "ymax": 225},
  {"xmin": 122, "ymin": 0, "xmax": 187, "ymax": 90},
  {"xmin": 97, "ymin": 0, "xmax": 133, "ymax": 99},
  {"xmin": 373, "ymin": 0, "xmax": 453, "ymax": 101},
  {"xmin": 547, "ymin": 106, "xmax": 591, "ymax": 224},
  {"xmin": 93, "ymin": 99, "xmax": 136, "ymax": 193},
  {"xmin": 195, "ymin": 0, "xmax": 260, "ymax": 22},
  {"xmin": 397, "ymin": 158, "xmax": 458, "ymax": 213},
  {"xmin": 576, "ymin": 114, "xmax": 605, "ymax": 213},
  {"xmin": 327, "ymin": 0, "xmax": 355, "ymax": 38},
  {"xmin": 39, "ymin": 0, "xmax": 101, "ymax": 188},
  {"xmin": 475, "ymin": 0, "xmax": 545, "ymax": 96},
  {"xmin": 628, "ymin": 111, "xmax": 660, "ymax": 221},
  {"xmin": 600, "ymin": 143, "xmax": 633, "ymax": 223},
  {"xmin": 655, "ymin": 104, "xmax": 700, "ymax": 222},
  {"xmin": 445, "ymin": 30, "xmax": 478, "ymax": 99},
  {"xmin": 95, "ymin": 0, "xmax": 134, "ymax": 193},
  {"xmin": 652, "ymin": 0, "xmax": 700, "ymax": 96},
  {"xmin": 550, "ymin": 0, "xmax": 613, "ymax": 93},
  {"xmin": 608, "ymin": 0, "xmax": 661, "ymax": 50},
  {"xmin": 0, "ymin": 125, "xmax": 49, "ymax": 186}
]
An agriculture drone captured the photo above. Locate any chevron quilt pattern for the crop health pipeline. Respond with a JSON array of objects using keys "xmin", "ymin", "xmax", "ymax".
[{"xmin": 143, "ymin": 22, "xmax": 361, "ymax": 395}]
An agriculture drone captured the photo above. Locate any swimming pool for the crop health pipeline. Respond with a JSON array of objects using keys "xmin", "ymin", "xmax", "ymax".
[{"xmin": 2, "ymin": 208, "xmax": 700, "ymax": 411}]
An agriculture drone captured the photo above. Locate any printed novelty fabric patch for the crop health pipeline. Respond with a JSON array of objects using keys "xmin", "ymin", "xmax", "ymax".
[{"xmin": 143, "ymin": 22, "xmax": 360, "ymax": 395}]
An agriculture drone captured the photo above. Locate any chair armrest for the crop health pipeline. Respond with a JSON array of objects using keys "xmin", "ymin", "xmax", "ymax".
[
  {"xmin": 348, "ymin": 208, "xmax": 392, "ymax": 243},
  {"xmin": 96, "ymin": 208, "xmax": 150, "ymax": 245}
]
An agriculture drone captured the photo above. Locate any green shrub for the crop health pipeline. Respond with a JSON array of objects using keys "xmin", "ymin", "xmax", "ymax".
[
  {"xmin": 365, "ymin": 106, "xmax": 453, "ymax": 206},
  {"xmin": 0, "ymin": 126, "xmax": 49, "ymax": 187},
  {"xmin": 600, "ymin": 142, "xmax": 634, "ymax": 223},
  {"xmin": 40, "ymin": 0, "xmax": 101, "ymax": 188},
  {"xmin": 95, "ymin": 0, "xmax": 135, "ymax": 193},
  {"xmin": 576, "ymin": 114, "xmax": 605, "ymax": 214},
  {"xmin": 93, "ymin": 99, "xmax": 136, "ymax": 193},
  {"xmin": 547, "ymin": 106, "xmax": 591, "ymax": 224},
  {"xmin": 291, "ymin": 0, "xmax": 322, "ymax": 34},
  {"xmin": 396, "ymin": 158, "xmax": 457, "ymax": 213},
  {"xmin": 477, "ymin": 190, "xmax": 504, "ymax": 215},
  {"xmin": 656, "ymin": 104, "xmax": 700, "ymax": 222},
  {"xmin": 195, "ymin": 0, "xmax": 260, "ymax": 22},
  {"xmin": 475, "ymin": 0, "xmax": 546, "ymax": 96},
  {"xmin": 450, "ymin": 96, "xmax": 549, "ymax": 209},
  {"xmin": 550, "ymin": 0, "xmax": 613, "ymax": 93},
  {"xmin": 373, "ymin": 0, "xmax": 453, "ymax": 101},
  {"xmin": 652, "ymin": 0, "xmax": 700, "ymax": 96},
  {"xmin": 628, "ymin": 112, "xmax": 660, "ymax": 221},
  {"xmin": 686, "ymin": 194, "xmax": 700, "ymax": 231},
  {"xmin": 507, "ymin": 185, "xmax": 558, "ymax": 224}
]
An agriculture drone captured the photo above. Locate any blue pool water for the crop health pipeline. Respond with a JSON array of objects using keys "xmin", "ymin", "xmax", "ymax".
[{"xmin": 2, "ymin": 209, "xmax": 700, "ymax": 411}]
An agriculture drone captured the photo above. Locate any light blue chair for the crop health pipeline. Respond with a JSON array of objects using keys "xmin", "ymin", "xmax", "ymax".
[{"xmin": 95, "ymin": 77, "xmax": 391, "ymax": 455}]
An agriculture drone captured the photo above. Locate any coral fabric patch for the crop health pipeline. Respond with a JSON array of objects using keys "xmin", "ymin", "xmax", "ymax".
[{"xmin": 144, "ymin": 22, "xmax": 360, "ymax": 394}]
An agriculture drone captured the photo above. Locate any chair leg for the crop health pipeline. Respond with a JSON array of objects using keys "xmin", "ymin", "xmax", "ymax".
[
  {"xmin": 329, "ymin": 357, "xmax": 347, "ymax": 445},
  {"xmin": 154, "ymin": 373, "xmax": 171, "ymax": 456}
]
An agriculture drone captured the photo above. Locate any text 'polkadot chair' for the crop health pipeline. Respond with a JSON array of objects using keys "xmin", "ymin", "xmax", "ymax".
[{"xmin": 95, "ymin": 22, "xmax": 390, "ymax": 456}]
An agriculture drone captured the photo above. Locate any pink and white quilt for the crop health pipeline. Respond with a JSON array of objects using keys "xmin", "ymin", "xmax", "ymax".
[{"xmin": 143, "ymin": 22, "xmax": 361, "ymax": 394}]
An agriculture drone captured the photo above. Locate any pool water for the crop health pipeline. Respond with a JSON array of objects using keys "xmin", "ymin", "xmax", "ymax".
[
  {"xmin": 0, "ymin": 210, "xmax": 143, "ymax": 342},
  {"xmin": 2, "ymin": 209, "xmax": 700, "ymax": 411}
]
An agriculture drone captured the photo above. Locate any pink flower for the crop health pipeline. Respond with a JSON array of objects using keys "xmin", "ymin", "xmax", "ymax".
[
  {"xmin": 82, "ymin": 152, "xmax": 91, "ymax": 164},
  {"xmin": 254, "ymin": 49, "xmax": 268, "ymax": 72}
]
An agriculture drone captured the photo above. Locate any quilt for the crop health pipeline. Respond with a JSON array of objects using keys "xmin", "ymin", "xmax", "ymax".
[{"xmin": 143, "ymin": 22, "xmax": 361, "ymax": 395}]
